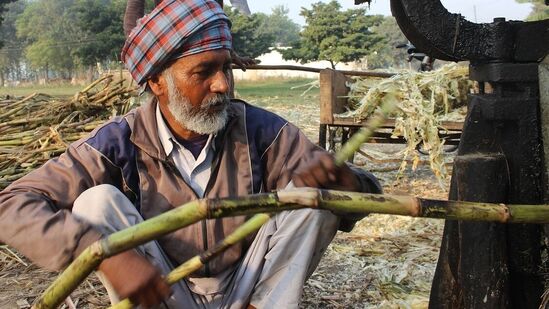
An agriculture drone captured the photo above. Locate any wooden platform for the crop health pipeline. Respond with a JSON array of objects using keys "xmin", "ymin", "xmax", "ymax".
[{"xmin": 318, "ymin": 68, "xmax": 464, "ymax": 149}]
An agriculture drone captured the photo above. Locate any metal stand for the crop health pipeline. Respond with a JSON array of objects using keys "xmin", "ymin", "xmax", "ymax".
[{"xmin": 389, "ymin": 0, "xmax": 549, "ymax": 307}]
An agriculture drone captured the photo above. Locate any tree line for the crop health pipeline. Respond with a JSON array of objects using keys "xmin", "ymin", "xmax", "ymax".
[
  {"xmin": 0, "ymin": 0, "xmax": 413, "ymax": 86},
  {"xmin": 6, "ymin": 0, "xmax": 544, "ymax": 86}
]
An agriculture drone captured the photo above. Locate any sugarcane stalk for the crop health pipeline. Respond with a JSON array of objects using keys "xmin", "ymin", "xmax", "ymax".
[
  {"xmin": 94, "ymin": 90, "xmax": 126, "ymax": 106},
  {"xmin": 0, "ymin": 132, "xmax": 40, "ymax": 141},
  {"xmin": 0, "ymin": 117, "xmax": 56, "ymax": 127},
  {"xmin": 0, "ymin": 136, "xmax": 37, "ymax": 146},
  {"xmin": 33, "ymin": 200, "xmax": 208, "ymax": 309},
  {"xmin": 334, "ymin": 96, "xmax": 397, "ymax": 165},
  {"xmin": 35, "ymin": 193, "xmax": 294, "ymax": 308},
  {"xmin": 0, "ymin": 104, "xmax": 29, "ymax": 120},
  {"xmin": 0, "ymin": 92, "xmax": 39, "ymax": 110},
  {"xmin": 109, "ymin": 213, "xmax": 272, "ymax": 309},
  {"xmin": 0, "ymin": 166, "xmax": 16, "ymax": 177},
  {"xmin": 77, "ymin": 75, "xmax": 112, "ymax": 95},
  {"xmin": 34, "ymin": 187, "xmax": 549, "ymax": 308}
]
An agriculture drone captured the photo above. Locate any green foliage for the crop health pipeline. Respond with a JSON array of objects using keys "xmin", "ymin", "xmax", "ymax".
[
  {"xmin": 12, "ymin": 0, "xmax": 129, "ymax": 79},
  {"xmin": 515, "ymin": 0, "xmax": 549, "ymax": 21},
  {"xmin": 258, "ymin": 5, "xmax": 300, "ymax": 47},
  {"xmin": 0, "ymin": 1, "xmax": 26, "ymax": 78},
  {"xmin": 16, "ymin": 0, "xmax": 81, "ymax": 73},
  {"xmin": 225, "ymin": 7, "xmax": 275, "ymax": 58},
  {"xmin": 0, "ymin": 0, "xmax": 16, "ymax": 48},
  {"xmin": 366, "ymin": 16, "xmax": 408, "ymax": 69},
  {"xmin": 281, "ymin": 1, "xmax": 384, "ymax": 69},
  {"xmin": 71, "ymin": 0, "xmax": 126, "ymax": 66}
]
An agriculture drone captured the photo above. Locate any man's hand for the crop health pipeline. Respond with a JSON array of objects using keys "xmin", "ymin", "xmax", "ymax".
[
  {"xmin": 98, "ymin": 250, "xmax": 171, "ymax": 308},
  {"xmin": 291, "ymin": 151, "xmax": 360, "ymax": 191}
]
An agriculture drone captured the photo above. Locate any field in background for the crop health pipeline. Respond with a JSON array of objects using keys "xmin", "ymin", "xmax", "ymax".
[
  {"xmin": 0, "ymin": 84, "xmax": 84, "ymax": 97},
  {"xmin": 0, "ymin": 77, "xmax": 317, "ymax": 98},
  {"xmin": 235, "ymin": 77, "xmax": 320, "ymax": 140}
]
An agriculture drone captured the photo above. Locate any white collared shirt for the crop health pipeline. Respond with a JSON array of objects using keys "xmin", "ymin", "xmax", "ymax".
[{"xmin": 156, "ymin": 105, "xmax": 214, "ymax": 197}]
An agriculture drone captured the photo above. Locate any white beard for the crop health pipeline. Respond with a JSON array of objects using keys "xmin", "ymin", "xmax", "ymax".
[{"xmin": 164, "ymin": 70, "xmax": 229, "ymax": 135}]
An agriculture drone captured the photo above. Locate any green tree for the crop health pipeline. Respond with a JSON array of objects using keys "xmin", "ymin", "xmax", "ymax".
[
  {"xmin": 0, "ymin": 0, "xmax": 16, "ymax": 47},
  {"xmin": 225, "ymin": 7, "xmax": 275, "ymax": 58},
  {"xmin": 16, "ymin": 0, "xmax": 82, "ymax": 79},
  {"xmin": 71, "ymin": 0, "xmax": 126, "ymax": 67},
  {"xmin": 259, "ymin": 5, "xmax": 300, "ymax": 47},
  {"xmin": 281, "ymin": 1, "xmax": 384, "ymax": 69},
  {"xmin": 366, "ymin": 16, "xmax": 408, "ymax": 69},
  {"xmin": 516, "ymin": 0, "xmax": 549, "ymax": 21},
  {"xmin": 0, "ymin": 0, "xmax": 26, "ymax": 86}
]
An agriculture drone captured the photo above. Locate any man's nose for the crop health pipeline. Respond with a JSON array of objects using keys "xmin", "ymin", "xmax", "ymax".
[{"xmin": 210, "ymin": 70, "xmax": 229, "ymax": 94}]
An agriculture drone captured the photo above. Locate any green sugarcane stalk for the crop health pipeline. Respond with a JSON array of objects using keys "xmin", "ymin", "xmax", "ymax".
[
  {"xmin": 0, "ymin": 137, "xmax": 36, "ymax": 146},
  {"xmin": 32, "ymin": 192, "xmax": 292, "ymax": 308},
  {"xmin": 0, "ymin": 102, "xmax": 30, "ymax": 120},
  {"xmin": 110, "ymin": 213, "xmax": 272, "ymax": 309},
  {"xmin": 34, "ymin": 200, "xmax": 207, "ymax": 309},
  {"xmin": 334, "ymin": 95, "xmax": 397, "ymax": 165},
  {"xmin": 77, "ymin": 75, "xmax": 112, "ymax": 95},
  {"xmin": 34, "ymin": 188, "xmax": 549, "ymax": 308},
  {"xmin": 0, "ymin": 131, "xmax": 40, "ymax": 140}
]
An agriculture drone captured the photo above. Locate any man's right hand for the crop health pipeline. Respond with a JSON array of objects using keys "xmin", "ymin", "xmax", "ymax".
[{"xmin": 98, "ymin": 250, "xmax": 171, "ymax": 307}]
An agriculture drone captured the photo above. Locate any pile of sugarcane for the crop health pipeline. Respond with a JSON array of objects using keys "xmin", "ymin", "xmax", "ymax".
[
  {"xmin": 0, "ymin": 75, "xmax": 139, "ymax": 189},
  {"xmin": 344, "ymin": 64, "xmax": 472, "ymax": 185}
]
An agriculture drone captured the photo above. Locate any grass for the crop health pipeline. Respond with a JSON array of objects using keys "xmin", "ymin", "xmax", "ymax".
[
  {"xmin": 235, "ymin": 77, "xmax": 321, "ymax": 141},
  {"xmin": 0, "ymin": 84, "xmax": 85, "ymax": 97},
  {"xmin": 235, "ymin": 77, "xmax": 319, "ymax": 103}
]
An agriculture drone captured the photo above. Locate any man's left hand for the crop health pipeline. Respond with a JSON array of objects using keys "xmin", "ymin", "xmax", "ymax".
[{"xmin": 291, "ymin": 151, "xmax": 360, "ymax": 191}]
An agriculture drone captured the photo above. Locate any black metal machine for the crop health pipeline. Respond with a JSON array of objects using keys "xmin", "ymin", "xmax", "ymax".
[{"xmin": 387, "ymin": 1, "xmax": 549, "ymax": 308}]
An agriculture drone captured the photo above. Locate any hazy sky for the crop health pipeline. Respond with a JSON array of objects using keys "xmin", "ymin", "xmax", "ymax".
[{"xmin": 244, "ymin": 0, "xmax": 532, "ymax": 25}]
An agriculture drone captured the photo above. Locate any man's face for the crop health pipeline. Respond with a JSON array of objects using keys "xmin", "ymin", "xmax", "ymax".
[{"xmin": 152, "ymin": 49, "xmax": 232, "ymax": 135}]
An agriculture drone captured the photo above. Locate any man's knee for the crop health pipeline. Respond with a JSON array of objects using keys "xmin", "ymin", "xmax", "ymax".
[
  {"xmin": 278, "ymin": 208, "xmax": 339, "ymax": 231},
  {"xmin": 72, "ymin": 184, "xmax": 128, "ymax": 217}
]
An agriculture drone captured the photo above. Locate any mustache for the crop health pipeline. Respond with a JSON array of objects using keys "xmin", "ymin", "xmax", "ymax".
[{"xmin": 202, "ymin": 93, "xmax": 230, "ymax": 108}]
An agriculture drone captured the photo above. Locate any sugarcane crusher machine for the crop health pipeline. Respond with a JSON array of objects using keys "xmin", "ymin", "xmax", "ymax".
[{"xmin": 381, "ymin": 0, "xmax": 549, "ymax": 307}]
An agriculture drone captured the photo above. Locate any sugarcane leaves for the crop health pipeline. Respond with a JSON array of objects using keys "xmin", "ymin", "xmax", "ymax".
[{"xmin": 345, "ymin": 64, "xmax": 472, "ymax": 185}]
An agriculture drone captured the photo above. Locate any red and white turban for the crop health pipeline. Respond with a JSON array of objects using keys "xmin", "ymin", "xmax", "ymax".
[{"xmin": 121, "ymin": 0, "xmax": 232, "ymax": 85}]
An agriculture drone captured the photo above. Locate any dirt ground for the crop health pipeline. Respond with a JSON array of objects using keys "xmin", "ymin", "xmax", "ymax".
[
  {"xmin": 300, "ymin": 145, "xmax": 449, "ymax": 309},
  {"xmin": 0, "ymin": 96, "xmax": 452, "ymax": 308}
]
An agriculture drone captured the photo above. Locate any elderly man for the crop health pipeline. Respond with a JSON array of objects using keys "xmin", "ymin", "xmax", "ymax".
[{"xmin": 0, "ymin": 0, "xmax": 380, "ymax": 308}]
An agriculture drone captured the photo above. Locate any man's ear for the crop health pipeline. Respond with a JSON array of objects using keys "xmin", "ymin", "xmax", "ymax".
[{"xmin": 147, "ymin": 73, "xmax": 166, "ymax": 97}]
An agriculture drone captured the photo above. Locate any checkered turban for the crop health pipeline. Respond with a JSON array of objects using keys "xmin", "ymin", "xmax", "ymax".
[{"xmin": 121, "ymin": 0, "xmax": 232, "ymax": 85}]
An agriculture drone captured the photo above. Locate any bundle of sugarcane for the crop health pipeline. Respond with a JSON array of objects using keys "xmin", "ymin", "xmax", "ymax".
[
  {"xmin": 0, "ymin": 75, "xmax": 139, "ymax": 189},
  {"xmin": 344, "ymin": 63, "xmax": 472, "ymax": 185}
]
